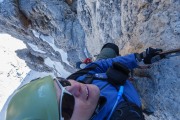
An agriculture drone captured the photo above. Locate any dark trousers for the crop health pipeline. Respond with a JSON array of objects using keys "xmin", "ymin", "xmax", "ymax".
[{"xmin": 96, "ymin": 47, "xmax": 118, "ymax": 60}]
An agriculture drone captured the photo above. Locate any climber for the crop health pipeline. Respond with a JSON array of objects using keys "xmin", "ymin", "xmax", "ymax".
[
  {"xmin": 76, "ymin": 43, "xmax": 120, "ymax": 69},
  {"xmin": 5, "ymin": 43, "xmax": 164, "ymax": 120}
]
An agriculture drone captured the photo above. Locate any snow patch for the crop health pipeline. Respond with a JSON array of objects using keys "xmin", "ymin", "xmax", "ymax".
[
  {"xmin": 32, "ymin": 30, "xmax": 40, "ymax": 38},
  {"xmin": 28, "ymin": 43, "xmax": 46, "ymax": 53},
  {"xmin": 56, "ymin": 48, "xmax": 72, "ymax": 67},
  {"xmin": 44, "ymin": 57, "xmax": 71, "ymax": 78},
  {"xmin": 32, "ymin": 30, "xmax": 72, "ymax": 67},
  {"xmin": 0, "ymin": 34, "xmax": 30, "ymax": 112},
  {"xmin": 40, "ymin": 34, "xmax": 54, "ymax": 44},
  {"xmin": 51, "ymin": 44, "xmax": 71, "ymax": 66},
  {"xmin": 40, "ymin": 34, "xmax": 72, "ymax": 66},
  {"xmin": 84, "ymin": 48, "xmax": 89, "ymax": 58}
]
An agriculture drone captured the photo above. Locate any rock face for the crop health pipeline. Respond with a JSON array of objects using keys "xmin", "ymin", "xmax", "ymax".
[{"xmin": 0, "ymin": 0, "xmax": 180, "ymax": 119}]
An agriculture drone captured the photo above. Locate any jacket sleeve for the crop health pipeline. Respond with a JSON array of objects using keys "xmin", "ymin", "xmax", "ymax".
[{"xmin": 87, "ymin": 54, "xmax": 138, "ymax": 73}]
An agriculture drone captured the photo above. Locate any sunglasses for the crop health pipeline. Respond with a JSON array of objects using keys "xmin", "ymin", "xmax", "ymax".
[{"xmin": 55, "ymin": 78, "xmax": 75, "ymax": 120}]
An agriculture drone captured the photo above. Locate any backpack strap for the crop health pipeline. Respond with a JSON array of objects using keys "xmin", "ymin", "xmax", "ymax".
[
  {"xmin": 79, "ymin": 74, "xmax": 95, "ymax": 84},
  {"xmin": 81, "ymin": 73, "xmax": 108, "ymax": 84},
  {"xmin": 110, "ymin": 101, "xmax": 145, "ymax": 120},
  {"xmin": 67, "ymin": 62, "xmax": 129, "ymax": 90},
  {"xmin": 67, "ymin": 64, "xmax": 98, "ymax": 80}
]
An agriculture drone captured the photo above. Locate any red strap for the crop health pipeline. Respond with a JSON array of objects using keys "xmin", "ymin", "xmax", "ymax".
[{"xmin": 83, "ymin": 58, "xmax": 92, "ymax": 64}]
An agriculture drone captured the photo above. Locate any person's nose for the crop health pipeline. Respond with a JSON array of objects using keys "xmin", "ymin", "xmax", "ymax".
[{"xmin": 66, "ymin": 82, "xmax": 82, "ymax": 97}]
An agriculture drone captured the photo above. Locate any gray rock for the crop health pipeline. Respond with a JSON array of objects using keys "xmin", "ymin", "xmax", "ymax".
[{"xmin": 0, "ymin": 0, "xmax": 180, "ymax": 119}]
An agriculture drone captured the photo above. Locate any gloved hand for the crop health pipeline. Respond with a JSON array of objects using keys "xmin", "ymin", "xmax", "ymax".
[{"xmin": 140, "ymin": 47, "xmax": 163, "ymax": 64}]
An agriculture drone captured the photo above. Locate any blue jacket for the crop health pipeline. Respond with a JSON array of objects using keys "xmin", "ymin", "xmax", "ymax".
[{"xmin": 76, "ymin": 54, "xmax": 141, "ymax": 120}]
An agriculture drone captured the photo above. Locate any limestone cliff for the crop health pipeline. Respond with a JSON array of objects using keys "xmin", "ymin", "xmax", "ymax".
[{"xmin": 0, "ymin": 0, "xmax": 180, "ymax": 119}]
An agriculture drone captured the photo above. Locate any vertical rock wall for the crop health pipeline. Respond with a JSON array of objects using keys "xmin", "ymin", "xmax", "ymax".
[{"xmin": 0, "ymin": 0, "xmax": 180, "ymax": 119}]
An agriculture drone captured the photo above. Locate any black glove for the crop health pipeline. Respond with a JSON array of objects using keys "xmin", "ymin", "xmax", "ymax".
[
  {"xmin": 140, "ymin": 47, "xmax": 163, "ymax": 64},
  {"xmin": 140, "ymin": 47, "xmax": 162, "ymax": 64}
]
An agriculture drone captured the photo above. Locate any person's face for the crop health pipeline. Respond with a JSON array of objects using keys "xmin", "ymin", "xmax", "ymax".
[{"xmin": 54, "ymin": 79, "xmax": 100, "ymax": 120}]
